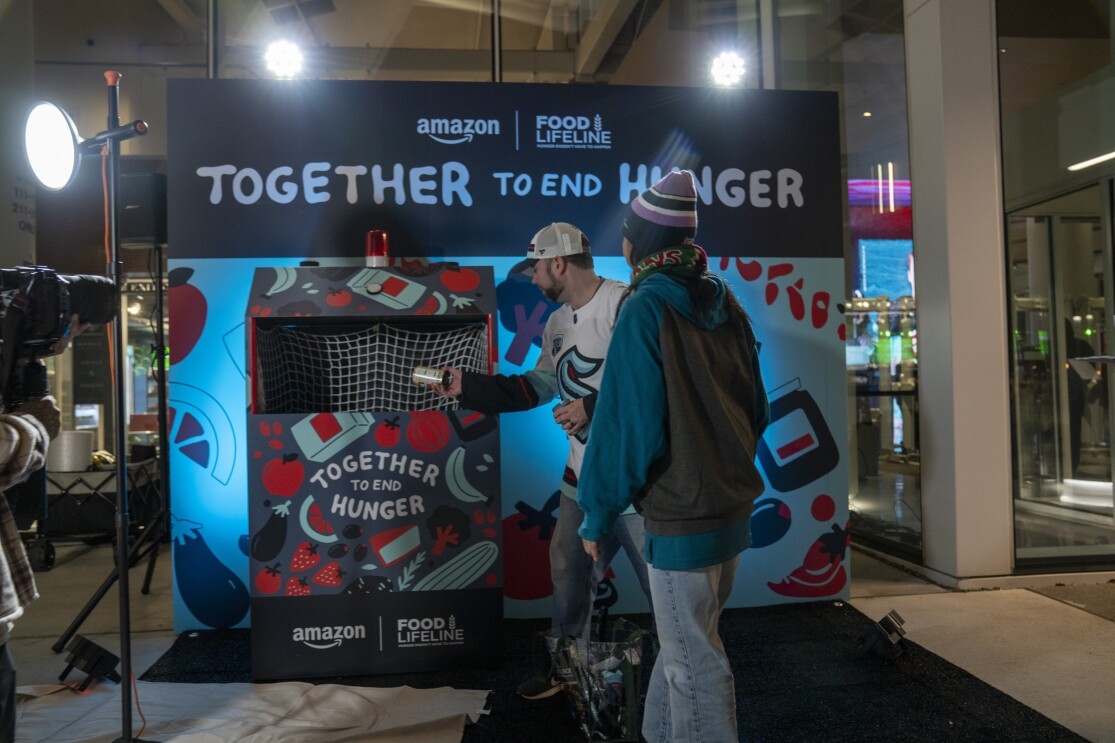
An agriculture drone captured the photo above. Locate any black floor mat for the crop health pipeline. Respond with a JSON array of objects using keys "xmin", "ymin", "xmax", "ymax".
[{"xmin": 141, "ymin": 601, "xmax": 1084, "ymax": 742}]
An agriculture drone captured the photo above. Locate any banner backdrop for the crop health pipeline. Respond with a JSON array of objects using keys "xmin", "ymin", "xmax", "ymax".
[{"xmin": 166, "ymin": 79, "xmax": 849, "ymax": 637}]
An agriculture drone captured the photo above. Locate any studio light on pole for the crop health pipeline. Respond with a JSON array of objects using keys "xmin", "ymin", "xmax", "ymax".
[
  {"xmin": 25, "ymin": 101, "xmax": 148, "ymax": 192},
  {"xmin": 24, "ymin": 71, "xmax": 156, "ymax": 743}
]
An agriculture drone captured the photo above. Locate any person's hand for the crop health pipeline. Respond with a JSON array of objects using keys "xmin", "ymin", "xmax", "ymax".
[
  {"xmin": 45, "ymin": 314, "xmax": 90, "ymax": 357},
  {"xmin": 553, "ymin": 397, "xmax": 588, "ymax": 436},
  {"xmin": 13, "ymin": 396, "xmax": 61, "ymax": 440},
  {"xmin": 429, "ymin": 367, "xmax": 463, "ymax": 397},
  {"xmin": 582, "ymin": 538, "xmax": 601, "ymax": 561}
]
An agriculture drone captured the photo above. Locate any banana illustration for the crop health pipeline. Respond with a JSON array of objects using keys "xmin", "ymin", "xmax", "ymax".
[
  {"xmin": 446, "ymin": 446, "xmax": 488, "ymax": 503},
  {"xmin": 263, "ymin": 266, "xmax": 298, "ymax": 298}
]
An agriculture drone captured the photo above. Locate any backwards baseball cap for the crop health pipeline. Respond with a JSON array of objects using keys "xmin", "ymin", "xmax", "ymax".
[
  {"xmin": 623, "ymin": 170, "xmax": 698, "ymax": 263},
  {"xmin": 513, "ymin": 222, "xmax": 590, "ymax": 276}
]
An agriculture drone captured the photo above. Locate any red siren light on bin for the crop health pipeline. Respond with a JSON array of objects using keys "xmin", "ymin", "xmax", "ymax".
[{"xmin": 366, "ymin": 230, "xmax": 390, "ymax": 267}]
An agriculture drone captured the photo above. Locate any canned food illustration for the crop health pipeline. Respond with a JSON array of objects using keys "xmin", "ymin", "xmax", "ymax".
[
  {"xmin": 347, "ymin": 268, "xmax": 426, "ymax": 309},
  {"xmin": 756, "ymin": 379, "xmax": 839, "ymax": 492}
]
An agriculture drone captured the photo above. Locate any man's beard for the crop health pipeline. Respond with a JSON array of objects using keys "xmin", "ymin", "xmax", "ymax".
[{"xmin": 541, "ymin": 282, "xmax": 563, "ymax": 303}]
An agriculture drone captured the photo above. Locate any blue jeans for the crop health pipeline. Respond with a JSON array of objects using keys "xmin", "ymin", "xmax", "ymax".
[
  {"xmin": 643, "ymin": 555, "xmax": 740, "ymax": 743},
  {"xmin": 550, "ymin": 494, "xmax": 651, "ymax": 638}
]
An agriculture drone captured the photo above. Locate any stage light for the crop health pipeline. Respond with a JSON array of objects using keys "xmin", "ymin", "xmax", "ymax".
[
  {"xmin": 711, "ymin": 51, "xmax": 745, "ymax": 87},
  {"xmin": 24, "ymin": 71, "xmax": 154, "ymax": 743},
  {"xmin": 25, "ymin": 101, "xmax": 149, "ymax": 192},
  {"xmin": 858, "ymin": 608, "xmax": 908, "ymax": 659},
  {"xmin": 25, "ymin": 102, "xmax": 82, "ymax": 191},
  {"xmin": 265, "ymin": 40, "xmax": 304, "ymax": 78},
  {"xmin": 59, "ymin": 635, "xmax": 121, "ymax": 692}
]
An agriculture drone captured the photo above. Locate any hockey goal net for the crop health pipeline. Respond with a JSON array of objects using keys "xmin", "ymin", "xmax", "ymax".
[{"xmin": 252, "ymin": 319, "xmax": 489, "ymax": 414}]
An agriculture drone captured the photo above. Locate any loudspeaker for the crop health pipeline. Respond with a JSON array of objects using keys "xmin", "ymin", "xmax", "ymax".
[{"xmin": 118, "ymin": 172, "xmax": 167, "ymax": 245}]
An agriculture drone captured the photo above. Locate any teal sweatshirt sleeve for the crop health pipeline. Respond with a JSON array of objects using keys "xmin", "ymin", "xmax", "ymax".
[{"xmin": 577, "ymin": 290, "xmax": 668, "ymax": 542}]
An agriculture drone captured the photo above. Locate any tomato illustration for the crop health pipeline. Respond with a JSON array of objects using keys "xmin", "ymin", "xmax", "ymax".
[
  {"xmin": 168, "ymin": 266, "xmax": 207, "ymax": 365},
  {"xmin": 502, "ymin": 494, "xmax": 560, "ymax": 601},
  {"xmin": 440, "ymin": 267, "xmax": 481, "ymax": 293},
  {"xmin": 254, "ymin": 563, "xmax": 282, "ymax": 594},
  {"xmin": 262, "ymin": 453, "xmax": 304, "ymax": 497},
  {"xmin": 375, "ymin": 416, "xmax": 401, "ymax": 447},
  {"xmin": 326, "ymin": 288, "xmax": 352, "ymax": 307}
]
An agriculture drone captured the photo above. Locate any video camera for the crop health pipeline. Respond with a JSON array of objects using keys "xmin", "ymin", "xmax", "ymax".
[{"xmin": 0, "ymin": 266, "xmax": 117, "ymax": 405}]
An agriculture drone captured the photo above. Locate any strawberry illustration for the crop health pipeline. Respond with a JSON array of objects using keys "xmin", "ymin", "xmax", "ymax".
[
  {"xmin": 285, "ymin": 576, "xmax": 311, "ymax": 596},
  {"xmin": 311, "ymin": 561, "xmax": 345, "ymax": 587},
  {"xmin": 254, "ymin": 563, "xmax": 282, "ymax": 595},
  {"xmin": 290, "ymin": 541, "xmax": 321, "ymax": 572}
]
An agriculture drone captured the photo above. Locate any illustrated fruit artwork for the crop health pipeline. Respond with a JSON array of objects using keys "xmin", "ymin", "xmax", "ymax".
[
  {"xmin": 325, "ymin": 287, "xmax": 353, "ymax": 307},
  {"xmin": 262, "ymin": 453, "xmax": 304, "ymax": 497},
  {"xmin": 255, "ymin": 563, "xmax": 282, "ymax": 594},
  {"xmin": 750, "ymin": 498, "xmax": 792, "ymax": 549},
  {"xmin": 311, "ymin": 561, "xmax": 346, "ymax": 587},
  {"xmin": 440, "ymin": 267, "xmax": 481, "ymax": 293},
  {"xmin": 249, "ymin": 500, "xmax": 291, "ymax": 562},
  {"xmin": 168, "ymin": 266, "xmax": 208, "ymax": 364},
  {"xmin": 768, "ymin": 522, "xmax": 850, "ymax": 598},
  {"xmin": 501, "ymin": 502, "xmax": 557, "ymax": 601},
  {"xmin": 375, "ymin": 416, "xmax": 401, "ymax": 447},
  {"xmin": 173, "ymin": 518, "xmax": 250, "ymax": 628},
  {"xmin": 290, "ymin": 541, "xmax": 322, "ymax": 572},
  {"xmin": 406, "ymin": 411, "xmax": 451, "ymax": 454},
  {"xmin": 285, "ymin": 576, "xmax": 312, "ymax": 597}
]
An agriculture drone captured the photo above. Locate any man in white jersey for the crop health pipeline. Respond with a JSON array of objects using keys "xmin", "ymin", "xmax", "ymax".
[{"xmin": 432, "ymin": 222, "xmax": 651, "ymax": 699}]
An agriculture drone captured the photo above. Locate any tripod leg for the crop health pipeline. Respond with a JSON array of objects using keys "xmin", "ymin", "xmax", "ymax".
[
  {"xmin": 140, "ymin": 523, "xmax": 163, "ymax": 595},
  {"xmin": 50, "ymin": 516, "xmax": 164, "ymax": 654},
  {"xmin": 52, "ymin": 565, "xmax": 121, "ymax": 654}
]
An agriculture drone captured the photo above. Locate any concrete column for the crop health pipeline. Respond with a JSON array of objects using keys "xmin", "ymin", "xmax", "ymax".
[
  {"xmin": 0, "ymin": 0, "xmax": 36, "ymax": 266},
  {"xmin": 903, "ymin": 0, "xmax": 1014, "ymax": 582}
]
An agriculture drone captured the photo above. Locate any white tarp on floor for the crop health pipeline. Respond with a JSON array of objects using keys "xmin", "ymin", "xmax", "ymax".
[{"xmin": 17, "ymin": 681, "xmax": 490, "ymax": 742}]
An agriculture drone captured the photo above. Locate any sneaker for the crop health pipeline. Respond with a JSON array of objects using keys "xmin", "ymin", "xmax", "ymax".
[{"xmin": 516, "ymin": 673, "xmax": 563, "ymax": 700}]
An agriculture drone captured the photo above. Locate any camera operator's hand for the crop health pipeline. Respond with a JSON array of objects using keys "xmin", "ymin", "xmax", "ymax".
[
  {"xmin": 13, "ymin": 396, "xmax": 61, "ymax": 440},
  {"xmin": 46, "ymin": 314, "xmax": 90, "ymax": 357}
]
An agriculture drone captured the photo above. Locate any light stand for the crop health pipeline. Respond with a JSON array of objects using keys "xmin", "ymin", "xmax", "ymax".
[{"xmin": 24, "ymin": 71, "xmax": 157, "ymax": 743}]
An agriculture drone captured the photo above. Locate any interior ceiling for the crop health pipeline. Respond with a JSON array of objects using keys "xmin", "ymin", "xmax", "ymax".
[
  {"xmin": 31, "ymin": 1, "xmax": 1104, "ymax": 89},
  {"xmin": 28, "ymin": 0, "xmax": 1110, "ymax": 178}
]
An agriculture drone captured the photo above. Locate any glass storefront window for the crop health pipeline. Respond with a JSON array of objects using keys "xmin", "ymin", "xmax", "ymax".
[
  {"xmin": 1007, "ymin": 185, "xmax": 1115, "ymax": 564},
  {"xmin": 772, "ymin": 0, "xmax": 919, "ymax": 557},
  {"xmin": 999, "ymin": 3, "xmax": 1115, "ymax": 567}
]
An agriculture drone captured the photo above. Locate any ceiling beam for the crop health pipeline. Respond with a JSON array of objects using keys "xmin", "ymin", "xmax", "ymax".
[
  {"xmin": 575, "ymin": 0, "xmax": 638, "ymax": 77},
  {"xmin": 157, "ymin": 0, "xmax": 206, "ymax": 37}
]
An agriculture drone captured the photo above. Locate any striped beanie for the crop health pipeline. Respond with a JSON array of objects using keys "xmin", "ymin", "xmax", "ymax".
[{"xmin": 623, "ymin": 169, "xmax": 698, "ymax": 263}]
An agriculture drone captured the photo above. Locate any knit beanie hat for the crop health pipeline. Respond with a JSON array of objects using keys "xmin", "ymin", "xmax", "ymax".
[{"xmin": 622, "ymin": 170, "xmax": 698, "ymax": 263}]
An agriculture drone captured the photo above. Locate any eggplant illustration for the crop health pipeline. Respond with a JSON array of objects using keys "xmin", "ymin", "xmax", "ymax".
[
  {"xmin": 173, "ymin": 517, "xmax": 250, "ymax": 628},
  {"xmin": 250, "ymin": 500, "xmax": 291, "ymax": 562}
]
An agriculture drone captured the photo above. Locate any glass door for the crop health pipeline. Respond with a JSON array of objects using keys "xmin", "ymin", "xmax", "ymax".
[{"xmin": 1008, "ymin": 183, "xmax": 1115, "ymax": 565}]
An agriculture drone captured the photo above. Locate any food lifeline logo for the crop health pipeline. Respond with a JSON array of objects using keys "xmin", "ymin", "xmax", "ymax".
[
  {"xmin": 396, "ymin": 616, "xmax": 465, "ymax": 648},
  {"xmin": 292, "ymin": 623, "xmax": 367, "ymax": 650},
  {"xmin": 416, "ymin": 117, "xmax": 501, "ymax": 145},
  {"xmin": 534, "ymin": 114, "xmax": 612, "ymax": 150}
]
